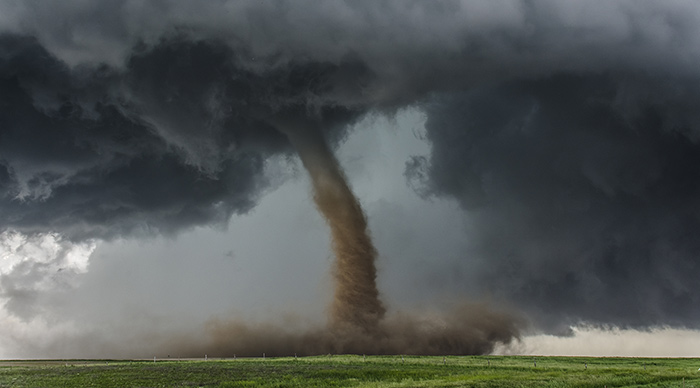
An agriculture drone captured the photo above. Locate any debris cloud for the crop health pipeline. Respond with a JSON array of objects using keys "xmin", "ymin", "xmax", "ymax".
[{"xmin": 199, "ymin": 303, "xmax": 520, "ymax": 357}]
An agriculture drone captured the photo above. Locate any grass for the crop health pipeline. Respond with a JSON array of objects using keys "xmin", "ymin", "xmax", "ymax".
[{"xmin": 0, "ymin": 355, "xmax": 698, "ymax": 387}]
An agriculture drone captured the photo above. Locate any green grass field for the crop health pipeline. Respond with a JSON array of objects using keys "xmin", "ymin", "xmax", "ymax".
[{"xmin": 0, "ymin": 355, "xmax": 698, "ymax": 387}]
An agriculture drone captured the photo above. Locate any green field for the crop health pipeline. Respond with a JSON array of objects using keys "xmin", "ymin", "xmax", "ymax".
[{"xmin": 0, "ymin": 355, "xmax": 698, "ymax": 387}]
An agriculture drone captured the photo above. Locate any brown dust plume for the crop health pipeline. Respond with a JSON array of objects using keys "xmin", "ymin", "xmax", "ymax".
[{"xmin": 282, "ymin": 122, "xmax": 385, "ymax": 331}]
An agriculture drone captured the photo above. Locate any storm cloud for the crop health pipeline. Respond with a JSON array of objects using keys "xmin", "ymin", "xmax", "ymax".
[
  {"xmin": 0, "ymin": 32, "xmax": 368, "ymax": 239},
  {"xmin": 2, "ymin": 0, "xmax": 700, "ymax": 353},
  {"xmin": 410, "ymin": 75, "xmax": 700, "ymax": 330}
]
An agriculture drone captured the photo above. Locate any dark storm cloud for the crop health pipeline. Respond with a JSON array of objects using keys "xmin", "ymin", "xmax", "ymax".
[
  {"xmin": 2, "ymin": 0, "xmax": 700, "ymax": 333},
  {"xmin": 410, "ymin": 74, "xmax": 700, "ymax": 330},
  {"xmin": 0, "ymin": 33, "xmax": 368, "ymax": 239}
]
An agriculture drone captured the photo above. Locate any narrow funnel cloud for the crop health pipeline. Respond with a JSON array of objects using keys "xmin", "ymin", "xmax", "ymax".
[{"xmin": 276, "ymin": 118, "xmax": 385, "ymax": 331}]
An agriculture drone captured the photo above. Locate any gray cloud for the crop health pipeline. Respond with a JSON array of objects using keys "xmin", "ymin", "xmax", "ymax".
[
  {"xmin": 0, "ymin": 33, "xmax": 367, "ymax": 240},
  {"xmin": 2, "ymin": 0, "xmax": 700, "ymax": 340},
  {"xmin": 411, "ymin": 74, "xmax": 700, "ymax": 330}
]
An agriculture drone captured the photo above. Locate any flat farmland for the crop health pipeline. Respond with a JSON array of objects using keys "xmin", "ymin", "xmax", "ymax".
[{"xmin": 0, "ymin": 355, "xmax": 698, "ymax": 387}]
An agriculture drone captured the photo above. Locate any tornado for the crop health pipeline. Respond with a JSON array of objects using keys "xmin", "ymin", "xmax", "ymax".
[{"xmin": 280, "ymin": 119, "xmax": 385, "ymax": 332}]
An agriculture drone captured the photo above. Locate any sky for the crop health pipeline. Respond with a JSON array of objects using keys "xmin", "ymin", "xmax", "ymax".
[{"xmin": 2, "ymin": 0, "xmax": 700, "ymax": 358}]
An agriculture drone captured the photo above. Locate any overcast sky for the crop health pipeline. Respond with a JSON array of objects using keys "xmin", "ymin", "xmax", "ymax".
[{"xmin": 2, "ymin": 0, "xmax": 700, "ymax": 358}]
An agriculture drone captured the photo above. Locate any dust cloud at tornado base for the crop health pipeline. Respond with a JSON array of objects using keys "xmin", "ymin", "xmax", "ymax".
[{"xmin": 200, "ymin": 303, "xmax": 520, "ymax": 357}]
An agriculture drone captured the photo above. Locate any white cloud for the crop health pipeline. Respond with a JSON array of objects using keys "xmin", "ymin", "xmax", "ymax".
[
  {"xmin": 0, "ymin": 231, "xmax": 94, "ymax": 277},
  {"xmin": 499, "ymin": 326, "xmax": 700, "ymax": 357}
]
